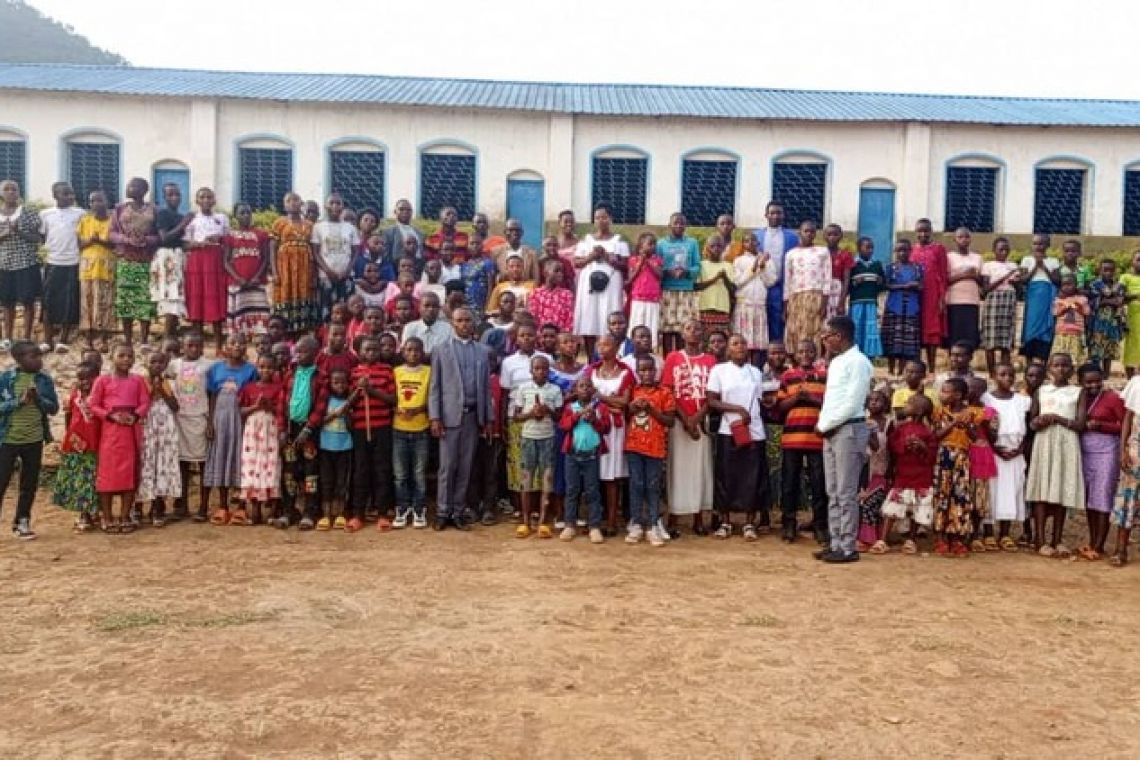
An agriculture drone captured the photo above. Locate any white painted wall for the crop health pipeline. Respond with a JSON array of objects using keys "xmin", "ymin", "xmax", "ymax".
[{"xmin": 4, "ymin": 89, "xmax": 1140, "ymax": 235}]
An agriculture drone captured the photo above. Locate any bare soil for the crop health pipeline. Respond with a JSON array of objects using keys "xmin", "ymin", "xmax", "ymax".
[{"xmin": 0, "ymin": 497, "xmax": 1137, "ymax": 760}]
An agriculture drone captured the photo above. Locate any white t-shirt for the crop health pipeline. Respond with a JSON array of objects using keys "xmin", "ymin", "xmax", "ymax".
[
  {"xmin": 500, "ymin": 350, "xmax": 553, "ymax": 391},
  {"xmin": 311, "ymin": 221, "xmax": 360, "ymax": 284},
  {"xmin": 707, "ymin": 361, "xmax": 766, "ymax": 441},
  {"xmin": 40, "ymin": 206, "xmax": 85, "ymax": 266}
]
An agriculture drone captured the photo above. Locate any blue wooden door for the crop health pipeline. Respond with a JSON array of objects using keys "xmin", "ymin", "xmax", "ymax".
[
  {"xmin": 506, "ymin": 179, "xmax": 544, "ymax": 248},
  {"xmin": 857, "ymin": 187, "xmax": 895, "ymax": 268},
  {"xmin": 153, "ymin": 168, "xmax": 190, "ymax": 213}
]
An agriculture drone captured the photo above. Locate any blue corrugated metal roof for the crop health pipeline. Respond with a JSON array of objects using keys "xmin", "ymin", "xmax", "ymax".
[{"xmin": 2, "ymin": 63, "xmax": 1139, "ymax": 127}]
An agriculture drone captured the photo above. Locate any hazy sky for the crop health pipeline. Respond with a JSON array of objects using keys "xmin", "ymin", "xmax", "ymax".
[{"xmin": 27, "ymin": 0, "xmax": 1140, "ymax": 99}]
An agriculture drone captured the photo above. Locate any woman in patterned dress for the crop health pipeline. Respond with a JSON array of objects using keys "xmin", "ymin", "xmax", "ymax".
[
  {"xmin": 269, "ymin": 192, "xmax": 318, "ymax": 334},
  {"xmin": 224, "ymin": 202, "xmax": 271, "ymax": 335},
  {"xmin": 109, "ymin": 177, "xmax": 160, "ymax": 346}
]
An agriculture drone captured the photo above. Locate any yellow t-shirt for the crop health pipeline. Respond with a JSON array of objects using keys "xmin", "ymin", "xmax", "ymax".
[
  {"xmin": 393, "ymin": 364, "xmax": 431, "ymax": 433},
  {"xmin": 698, "ymin": 261, "xmax": 733, "ymax": 313},
  {"xmin": 77, "ymin": 214, "xmax": 114, "ymax": 282},
  {"xmin": 891, "ymin": 386, "xmax": 940, "ymax": 414}
]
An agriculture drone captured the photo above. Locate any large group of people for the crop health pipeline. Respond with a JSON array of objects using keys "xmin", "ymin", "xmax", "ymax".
[{"xmin": 0, "ymin": 173, "xmax": 1137, "ymax": 569}]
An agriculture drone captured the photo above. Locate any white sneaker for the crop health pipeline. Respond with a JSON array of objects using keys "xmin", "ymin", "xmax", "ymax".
[
  {"xmin": 559, "ymin": 526, "xmax": 575, "ymax": 542},
  {"xmin": 655, "ymin": 518, "xmax": 672, "ymax": 541},
  {"xmin": 412, "ymin": 509, "xmax": 427, "ymax": 529},
  {"xmin": 12, "ymin": 519, "xmax": 36, "ymax": 541},
  {"xmin": 589, "ymin": 527, "xmax": 604, "ymax": 544},
  {"xmin": 625, "ymin": 523, "xmax": 643, "ymax": 544},
  {"xmin": 648, "ymin": 525, "xmax": 666, "ymax": 547},
  {"xmin": 392, "ymin": 508, "xmax": 409, "ymax": 529},
  {"xmin": 554, "ymin": 520, "xmax": 566, "ymax": 531}
]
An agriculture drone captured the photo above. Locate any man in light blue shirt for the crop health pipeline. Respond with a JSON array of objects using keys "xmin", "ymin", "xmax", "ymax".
[{"xmin": 815, "ymin": 315, "xmax": 873, "ymax": 563}]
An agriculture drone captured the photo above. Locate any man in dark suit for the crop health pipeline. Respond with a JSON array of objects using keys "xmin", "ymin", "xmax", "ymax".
[{"xmin": 429, "ymin": 307, "xmax": 493, "ymax": 530}]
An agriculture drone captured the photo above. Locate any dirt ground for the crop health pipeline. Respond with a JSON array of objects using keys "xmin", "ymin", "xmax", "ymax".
[{"xmin": 0, "ymin": 498, "xmax": 1136, "ymax": 760}]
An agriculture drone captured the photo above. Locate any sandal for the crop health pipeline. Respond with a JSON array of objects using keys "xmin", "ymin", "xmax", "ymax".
[
  {"xmin": 101, "ymin": 520, "xmax": 120, "ymax": 535},
  {"xmin": 999, "ymin": 536, "xmax": 1018, "ymax": 552},
  {"xmin": 298, "ymin": 517, "xmax": 315, "ymax": 531},
  {"xmin": 1038, "ymin": 544, "xmax": 1057, "ymax": 558},
  {"xmin": 869, "ymin": 540, "xmax": 889, "ymax": 555},
  {"xmin": 952, "ymin": 542, "xmax": 970, "ymax": 558},
  {"xmin": 713, "ymin": 523, "xmax": 731, "ymax": 540},
  {"xmin": 333, "ymin": 516, "xmax": 347, "ymax": 531},
  {"xmin": 515, "ymin": 524, "xmax": 531, "ymax": 539},
  {"xmin": 228, "ymin": 509, "xmax": 248, "ymax": 527},
  {"xmin": 742, "ymin": 524, "xmax": 758, "ymax": 542},
  {"xmin": 983, "ymin": 536, "xmax": 999, "ymax": 551},
  {"xmin": 970, "ymin": 538, "xmax": 987, "ymax": 553},
  {"xmin": 376, "ymin": 517, "xmax": 393, "ymax": 533},
  {"xmin": 537, "ymin": 524, "xmax": 553, "ymax": 539},
  {"xmin": 118, "ymin": 521, "xmax": 137, "ymax": 535},
  {"xmin": 73, "ymin": 516, "xmax": 93, "ymax": 533},
  {"xmin": 1055, "ymin": 544, "xmax": 1072, "ymax": 559},
  {"xmin": 316, "ymin": 517, "xmax": 331, "ymax": 531},
  {"xmin": 934, "ymin": 540, "xmax": 950, "ymax": 557},
  {"xmin": 902, "ymin": 539, "xmax": 918, "ymax": 555},
  {"xmin": 1077, "ymin": 546, "xmax": 1101, "ymax": 561},
  {"xmin": 345, "ymin": 517, "xmax": 364, "ymax": 533},
  {"xmin": 270, "ymin": 516, "xmax": 290, "ymax": 530},
  {"xmin": 209, "ymin": 509, "xmax": 230, "ymax": 526}
]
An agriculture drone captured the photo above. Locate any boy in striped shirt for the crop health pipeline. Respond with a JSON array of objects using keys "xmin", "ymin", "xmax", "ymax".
[
  {"xmin": 348, "ymin": 336, "xmax": 397, "ymax": 531},
  {"xmin": 775, "ymin": 339, "xmax": 828, "ymax": 544}
]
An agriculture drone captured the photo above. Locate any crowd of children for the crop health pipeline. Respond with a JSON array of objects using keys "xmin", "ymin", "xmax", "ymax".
[{"xmin": 0, "ymin": 178, "xmax": 1137, "ymax": 567}]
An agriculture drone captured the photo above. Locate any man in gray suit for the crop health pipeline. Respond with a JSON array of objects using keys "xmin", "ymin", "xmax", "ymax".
[
  {"xmin": 429, "ymin": 307, "xmax": 493, "ymax": 530},
  {"xmin": 381, "ymin": 198, "xmax": 424, "ymax": 267}
]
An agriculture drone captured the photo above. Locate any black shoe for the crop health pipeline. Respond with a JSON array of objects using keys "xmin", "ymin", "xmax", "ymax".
[
  {"xmin": 823, "ymin": 551, "xmax": 860, "ymax": 564},
  {"xmin": 813, "ymin": 528, "xmax": 829, "ymax": 546},
  {"xmin": 781, "ymin": 523, "xmax": 797, "ymax": 543},
  {"xmin": 432, "ymin": 519, "xmax": 447, "ymax": 531},
  {"xmin": 812, "ymin": 549, "xmax": 834, "ymax": 560},
  {"xmin": 480, "ymin": 511, "xmax": 497, "ymax": 527},
  {"xmin": 451, "ymin": 516, "xmax": 473, "ymax": 531}
]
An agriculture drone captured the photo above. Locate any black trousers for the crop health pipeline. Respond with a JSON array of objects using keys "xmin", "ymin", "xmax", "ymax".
[
  {"xmin": 0, "ymin": 441, "xmax": 43, "ymax": 525},
  {"xmin": 780, "ymin": 449, "xmax": 827, "ymax": 530},
  {"xmin": 352, "ymin": 427, "xmax": 393, "ymax": 518},
  {"xmin": 283, "ymin": 422, "xmax": 319, "ymax": 520},
  {"xmin": 466, "ymin": 435, "xmax": 502, "ymax": 516}
]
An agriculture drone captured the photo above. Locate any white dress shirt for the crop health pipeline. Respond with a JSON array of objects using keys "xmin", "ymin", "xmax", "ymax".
[{"xmin": 817, "ymin": 344, "xmax": 873, "ymax": 433}]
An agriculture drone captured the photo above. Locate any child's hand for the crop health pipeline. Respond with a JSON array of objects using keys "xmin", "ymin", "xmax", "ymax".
[{"xmin": 22, "ymin": 386, "xmax": 38, "ymax": 405}]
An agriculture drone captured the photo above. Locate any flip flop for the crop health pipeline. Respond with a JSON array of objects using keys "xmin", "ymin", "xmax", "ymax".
[
  {"xmin": 209, "ymin": 509, "xmax": 230, "ymax": 526},
  {"xmin": 1077, "ymin": 546, "xmax": 1101, "ymax": 561},
  {"xmin": 869, "ymin": 540, "xmax": 889, "ymax": 555},
  {"xmin": 902, "ymin": 539, "xmax": 918, "ymax": 555}
]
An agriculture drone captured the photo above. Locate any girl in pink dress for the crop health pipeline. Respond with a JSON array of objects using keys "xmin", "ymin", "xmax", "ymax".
[{"xmin": 89, "ymin": 344, "xmax": 151, "ymax": 533}]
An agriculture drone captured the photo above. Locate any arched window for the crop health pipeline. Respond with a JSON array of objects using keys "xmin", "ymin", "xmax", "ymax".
[
  {"xmin": 1123, "ymin": 161, "xmax": 1140, "ymax": 236},
  {"xmin": 680, "ymin": 149, "xmax": 738, "ymax": 227},
  {"xmin": 770, "ymin": 150, "xmax": 829, "ymax": 227},
  {"xmin": 1033, "ymin": 156, "xmax": 1092, "ymax": 235},
  {"xmin": 590, "ymin": 145, "xmax": 649, "ymax": 225},
  {"xmin": 418, "ymin": 141, "xmax": 477, "ymax": 221},
  {"xmin": 328, "ymin": 138, "xmax": 386, "ymax": 214},
  {"xmin": 944, "ymin": 154, "xmax": 1003, "ymax": 233},
  {"xmin": 63, "ymin": 129, "xmax": 121, "ymax": 206},
  {"xmin": 0, "ymin": 128, "xmax": 27, "ymax": 192},
  {"xmin": 236, "ymin": 135, "xmax": 294, "ymax": 212}
]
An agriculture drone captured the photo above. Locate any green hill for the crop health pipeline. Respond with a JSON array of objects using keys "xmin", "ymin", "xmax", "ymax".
[{"xmin": 0, "ymin": 0, "xmax": 127, "ymax": 65}]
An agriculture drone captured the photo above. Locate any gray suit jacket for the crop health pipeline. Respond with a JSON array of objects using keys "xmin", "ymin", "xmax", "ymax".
[
  {"xmin": 382, "ymin": 224, "xmax": 423, "ymax": 261},
  {"xmin": 429, "ymin": 337, "xmax": 493, "ymax": 428}
]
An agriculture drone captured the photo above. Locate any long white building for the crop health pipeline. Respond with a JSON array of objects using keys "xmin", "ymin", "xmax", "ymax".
[{"xmin": 2, "ymin": 63, "xmax": 1140, "ymax": 260}]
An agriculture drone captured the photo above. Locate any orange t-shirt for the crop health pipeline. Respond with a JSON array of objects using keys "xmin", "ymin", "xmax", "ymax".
[{"xmin": 625, "ymin": 385, "xmax": 675, "ymax": 459}]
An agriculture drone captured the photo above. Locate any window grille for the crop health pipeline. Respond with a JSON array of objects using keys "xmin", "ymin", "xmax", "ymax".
[
  {"xmin": 681, "ymin": 159, "xmax": 737, "ymax": 227},
  {"xmin": 68, "ymin": 142, "xmax": 120, "ymax": 206},
  {"xmin": 0, "ymin": 140, "xmax": 27, "ymax": 192},
  {"xmin": 1033, "ymin": 168, "xmax": 1085, "ymax": 235},
  {"xmin": 591, "ymin": 156, "xmax": 647, "ymax": 224},
  {"xmin": 239, "ymin": 147, "xmax": 293, "ymax": 212},
  {"xmin": 771, "ymin": 162, "xmax": 826, "ymax": 227},
  {"xmin": 944, "ymin": 166, "xmax": 997, "ymax": 232},
  {"xmin": 330, "ymin": 150, "xmax": 385, "ymax": 214},
  {"xmin": 419, "ymin": 153, "xmax": 476, "ymax": 220}
]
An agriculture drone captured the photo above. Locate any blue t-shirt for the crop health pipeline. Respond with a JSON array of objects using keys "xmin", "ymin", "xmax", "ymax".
[
  {"xmin": 206, "ymin": 361, "xmax": 257, "ymax": 394},
  {"xmin": 657, "ymin": 236, "xmax": 701, "ymax": 291},
  {"xmin": 319, "ymin": 395, "xmax": 354, "ymax": 451}
]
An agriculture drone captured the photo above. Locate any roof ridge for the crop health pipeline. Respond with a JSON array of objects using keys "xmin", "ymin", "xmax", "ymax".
[{"xmin": 0, "ymin": 62, "xmax": 1135, "ymax": 106}]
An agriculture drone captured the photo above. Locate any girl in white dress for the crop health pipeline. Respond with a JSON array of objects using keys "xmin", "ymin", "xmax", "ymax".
[
  {"xmin": 982, "ymin": 363, "xmax": 1031, "ymax": 550},
  {"xmin": 587, "ymin": 334, "xmax": 634, "ymax": 535},
  {"xmin": 573, "ymin": 203, "xmax": 629, "ymax": 358}
]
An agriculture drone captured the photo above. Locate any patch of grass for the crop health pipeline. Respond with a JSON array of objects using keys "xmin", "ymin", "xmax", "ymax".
[
  {"xmin": 740, "ymin": 613, "xmax": 780, "ymax": 628},
  {"xmin": 95, "ymin": 610, "xmax": 168, "ymax": 632},
  {"xmin": 186, "ymin": 610, "xmax": 280, "ymax": 629}
]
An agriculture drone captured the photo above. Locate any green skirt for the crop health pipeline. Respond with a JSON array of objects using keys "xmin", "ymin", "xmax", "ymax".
[
  {"xmin": 114, "ymin": 260, "xmax": 157, "ymax": 320},
  {"xmin": 54, "ymin": 451, "xmax": 98, "ymax": 514}
]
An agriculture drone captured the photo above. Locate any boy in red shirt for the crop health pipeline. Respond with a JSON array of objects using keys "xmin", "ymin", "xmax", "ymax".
[
  {"xmin": 348, "ymin": 336, "xmax": 397, "ymax": 531},
  {"xmin": 881, "ymin": 393, "xmax": 938, "ymax": 555},
  {"xmin": 625, "ymin": 355, "xmax": 676, "ymax": 547},
  {"xmin": 316, "ymin": 322, "xmax": 359, "ymax": 379}
]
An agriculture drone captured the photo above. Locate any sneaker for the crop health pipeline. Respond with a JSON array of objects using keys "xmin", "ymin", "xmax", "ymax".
[
  {"xmin": 559, "ymin": 526, "xmax": 575, "ymax": 541},
  {"xmin": 589, "ymin": 527, "xmax": 604, "ymax": 544},
  {"xmin": 647, "ymin": 525, "xmax": 666, "ymax": 547},
  {"xmin": 412, "ymin": 509, "xmax": 427, "ymax": 529},
  {"xmin": 625, "ymin": 523, "xmax": 644, "ymax": 544},
  {"xmin": 333, "ymin": 516, "xmax": 347, "ymax": 530},
  {"xmin": 576, "ymin": 518, "xmax": 588, "ymax": 529},
  {"xmin": 655, "ymin": 518, "xmax": 672, "ymax": 541},
  {"xmin": 554, "ymin": 520, "xmax": 566, "ymax": 531},
  {"xmin": 12, "ymin": 519, "xmax": 36, "ymax": 540},
  {"xmin": 393, "ymin": 508, "xmax": 409, "ymax": 529}
]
